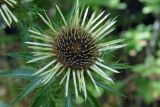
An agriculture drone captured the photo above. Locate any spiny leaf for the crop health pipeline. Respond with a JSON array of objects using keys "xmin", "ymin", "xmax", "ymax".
[
  {"xmin": 13, "ymin": 78, "xmax": 42, "ymax": 103},
  {"xmin": 99, "ymin": 39, "xmax": 125, "ymax": 47},
  {"xmin": 0, "ymin": 69, "xmax": 34, "ymax": 79},
  {"xmin": 87, "ymin": 92, "xmax": 100, "ymax": 107},
  {"xmin": 7, "ymin": 52, "xmax": 32, "ymax": 60},
  {"xmin": 107, "ymin": 63, "xmax": 131, "ymax": 70},
  {"xmin": 30, "ymin": 79, "xmax": 56, "ymax": 107},
  {"xmin": 96, "ymin": 81, "xmax": 125, "ymax": 97},
  {"xmin": 31, "ymin": 90, "xmax": 56, "ymax": 107}
]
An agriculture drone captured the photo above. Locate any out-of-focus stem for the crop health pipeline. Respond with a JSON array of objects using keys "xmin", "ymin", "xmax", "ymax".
[{"xmin": 146, "ymin": 17, "xmax": 160, "ymax": 57}]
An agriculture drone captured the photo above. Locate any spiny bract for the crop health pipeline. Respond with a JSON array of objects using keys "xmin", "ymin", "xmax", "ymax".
[
  {"xmin": 25, "ymin": 0, "xmax": 126, "ymax": 99},
  {"xmin": 0, "ymin": 0, "xmax": 18, "ymax": 27}
]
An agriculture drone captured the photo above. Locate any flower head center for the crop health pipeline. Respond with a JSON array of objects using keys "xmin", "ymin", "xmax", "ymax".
[
  {"xmin": 71, "ymin": 42, "xmax": 82, "ymax": 55},
  {"xmin": 54, "ymin": 28, "xmax": 98, "ymax": 70}
]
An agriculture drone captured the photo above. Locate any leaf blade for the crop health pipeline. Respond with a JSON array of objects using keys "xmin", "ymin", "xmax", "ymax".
[
  {"xmin": 13, "ymin": 78, "xmax": 42, "ymax": 103},
  {"xmin": 96, "ymin": 81, "xmax": 125, "ymax": 97},
  {"xmin": 0, "ymin": 69, "xmax": 34, "ymax": 79}
]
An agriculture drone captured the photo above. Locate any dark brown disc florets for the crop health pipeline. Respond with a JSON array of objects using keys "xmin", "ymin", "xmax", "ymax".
[{"xmin": 53, "ymin": 27, "xmax": 98, "ymax": 70}]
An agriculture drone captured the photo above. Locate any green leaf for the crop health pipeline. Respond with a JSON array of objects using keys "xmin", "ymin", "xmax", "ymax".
[
  {"xmin": 99, "ymin": 39, "xmax": 125, "ymax": 47},
  {"xmin": 87, "ymin": 92, "xmax": 100, "ymax": 107},
  {"xmin": 96, "ymin": 81, "xmax": 125, "ymax": 97},
  {"xmin": 0, "ymin": 69, "xmax": 34, "ymax": 79},
  {"xmin": 65, "ymin": 94, "xmax": 72, "ymax": 107},
  {"xmin": 30, "ymin": 80, "xmax": 56, "ymax": 107},
  {"xmin": 7, "ymin": 52, "xmax": 32, "ymax": 60},
  {"xmin": 31, "ymin": 89, "xmax": 56, "ymax": 107},
  {"xmin": 107, "ymin": 63, "xmax": 131, "ymax": 70},
  {"xmin": 13, "ymin": 77, "xmax": 42, "ymax": 103}
]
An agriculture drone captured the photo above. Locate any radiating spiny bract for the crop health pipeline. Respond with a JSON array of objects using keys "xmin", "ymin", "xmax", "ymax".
[
  {"xmin": 25, "ymin": 0, "xmax": 126, "ymax": 99},
  {"xmin": 0, "ymin": 0, "xmax": 18, "ymax": 27}
]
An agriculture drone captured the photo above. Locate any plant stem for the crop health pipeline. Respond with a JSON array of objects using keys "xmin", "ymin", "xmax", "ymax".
[{"xmin": 146, "ymin": 17, "xmax": 160, "ymax": 57}]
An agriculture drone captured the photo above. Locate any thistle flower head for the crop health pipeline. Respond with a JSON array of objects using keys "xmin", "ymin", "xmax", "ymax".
[
  {"xmin": 0, "ymin": 0, "xmax": 18, "ymax": 27},
  {"xmin": 54, "ymin": 27, "xmax": 98, "ymax": 70},
  {"xmin": 25, "ymin": 0, "xmax": 126, "ymax": 99}
]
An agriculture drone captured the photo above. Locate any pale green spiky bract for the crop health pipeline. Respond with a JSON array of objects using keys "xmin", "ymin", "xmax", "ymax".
[
  {"xmin": 0, "ymin": 0, "xmax": 18, "ymax": 27},
  {"xmin": 25, "ymin": 0, "xmax": 126, "ymax": 99}
]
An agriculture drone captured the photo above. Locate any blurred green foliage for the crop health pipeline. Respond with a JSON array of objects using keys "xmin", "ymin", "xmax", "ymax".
[
  {"xmin": 122, "ymin": 24, "xmax": 152, "ymax": 56},
  {"xmin": 81, "ymin": 0, "xmax": 127, "ymax": 10},
  {"xmin": 140, "ymin": 0, "xmax": 160, "ymax": 14}
]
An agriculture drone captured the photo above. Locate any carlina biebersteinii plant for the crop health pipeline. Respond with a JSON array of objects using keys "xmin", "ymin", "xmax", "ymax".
[
  {"xmin": 25, "ymin": 0, "xmax": 127, "ymax": 100},
  {"xmin": 0, "ymin": 0, "xmax": 18, "ymax": 27}
]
